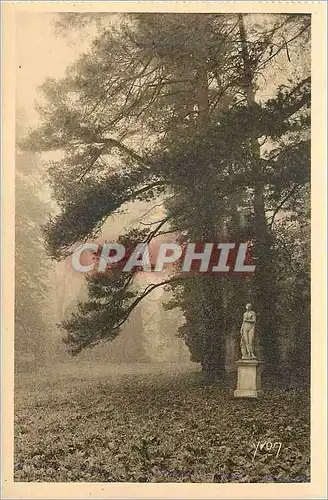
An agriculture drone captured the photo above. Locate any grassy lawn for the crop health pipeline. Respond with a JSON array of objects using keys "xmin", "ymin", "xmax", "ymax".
[{"xmin": 14, "ymin": 362, "xmax": 310, "ymax": 483}]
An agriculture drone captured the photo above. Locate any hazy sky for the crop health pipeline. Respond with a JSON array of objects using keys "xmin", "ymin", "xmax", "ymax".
[{"xmin": 16, "ymin": 13, "xmax": 95, "ymax": 127}]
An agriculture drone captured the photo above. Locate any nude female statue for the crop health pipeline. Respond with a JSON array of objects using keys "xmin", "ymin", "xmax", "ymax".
[{"xmin": 240, "ymin": 303, "xmax": 256, "ymax": 359}]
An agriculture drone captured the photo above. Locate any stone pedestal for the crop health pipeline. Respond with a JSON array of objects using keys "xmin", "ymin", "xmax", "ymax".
[{"xmin": 234, "ymin": 359, "xmax": 263, "ymax": 398}]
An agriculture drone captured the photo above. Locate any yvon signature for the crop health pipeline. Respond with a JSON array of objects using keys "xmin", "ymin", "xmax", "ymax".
[{"xmin": 252, "ymin": 440, "xmax": 282, "ymax": 461}]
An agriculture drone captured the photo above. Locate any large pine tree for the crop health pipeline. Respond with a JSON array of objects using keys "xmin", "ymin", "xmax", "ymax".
[{"xmin": 23, "ymin": 13, "xmax": 310, "ymax": 381}]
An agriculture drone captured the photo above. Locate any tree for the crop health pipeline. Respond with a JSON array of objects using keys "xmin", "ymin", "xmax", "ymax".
[
  {"xmin": 15, "ymin": 126, "xmax": 52, "ymax": 369},
  {"xmin": 271, "ymin": 184, "xmax": 310, "ymax": 383},
  {"xmin": 23, "ymin": 13, "xmax": 310, "ymax": 381}
]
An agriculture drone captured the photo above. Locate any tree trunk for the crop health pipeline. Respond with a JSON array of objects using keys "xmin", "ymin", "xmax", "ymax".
[
  {"xmin": 238, "ymin": 14, "xmax": 280, "ymax": 378},
  {"xmin": 185, "ymin": 35, "xmax": 227, "ymax": 382}
]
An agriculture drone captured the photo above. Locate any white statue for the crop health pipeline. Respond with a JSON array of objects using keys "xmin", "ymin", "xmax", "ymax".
[{"xmin": 240, "ymin": 303, "xmax": 256, "ymax": 359}]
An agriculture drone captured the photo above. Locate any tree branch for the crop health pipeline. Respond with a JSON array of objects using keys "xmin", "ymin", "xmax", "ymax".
[
  {"xmin": 100, "ymin": 137, "xmax": 150, "ymax": 167},
  {"xmin": 268, "ymin": 184, "xmax": 300, "ymax": 230},
  {"xmin": 258, "ymin": 22, "xmax": 310, "ymax": 70},
  {"xmin": 110, "ymin": 275, "xmax": 185, "ymax": 333},
  {"xmin": 143, "ymin": 215, "xmax": 172, "ymax": 243}
]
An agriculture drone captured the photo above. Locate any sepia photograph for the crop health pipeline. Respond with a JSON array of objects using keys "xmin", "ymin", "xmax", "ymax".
[{"xmin": 1, "ymin": 2, "xmax": 327, "ymax": 498}]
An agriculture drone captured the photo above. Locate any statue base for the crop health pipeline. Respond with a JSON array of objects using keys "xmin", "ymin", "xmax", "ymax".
[{"xmin": 234, "ymin": 359, "xmax": 263, "ymax": 398}]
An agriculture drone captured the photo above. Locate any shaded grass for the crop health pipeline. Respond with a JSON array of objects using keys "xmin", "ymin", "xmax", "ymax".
[{"xmin": 14, "ymin": 362, "xmax": 310, "ymax": 483}]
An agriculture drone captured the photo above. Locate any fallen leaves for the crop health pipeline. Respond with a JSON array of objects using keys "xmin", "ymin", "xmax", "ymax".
[{"xmin": 14, "ymin": 364, "xmax": 310, "ymax": 483}]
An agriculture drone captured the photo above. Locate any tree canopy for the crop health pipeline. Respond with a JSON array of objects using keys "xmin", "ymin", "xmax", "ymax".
[{"xmin": 23, "ymin": 13, "xmax": 311, "ymax": 381}]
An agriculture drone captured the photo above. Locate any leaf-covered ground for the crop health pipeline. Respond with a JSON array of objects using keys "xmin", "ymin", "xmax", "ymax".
[{"xmin": 14, "ymin": 362, "xmax": 310, "ymax": 483}]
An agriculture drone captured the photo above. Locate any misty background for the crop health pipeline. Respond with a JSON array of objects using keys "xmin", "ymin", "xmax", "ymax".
[{"xmin": 15, "ymin": 13, "xmax": 191, "ymax": 370}]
